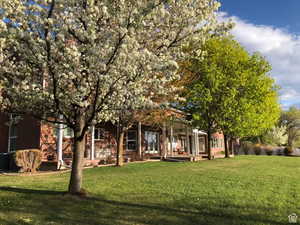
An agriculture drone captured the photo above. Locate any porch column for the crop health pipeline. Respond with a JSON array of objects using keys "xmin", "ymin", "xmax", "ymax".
[
  {"xmin": 162, "ymin": 122, "xmax": 167, "ymax": 159},
  {"xmin": 138, "ymin": 122, "xmax": 142, "ymax": 160},
  {"xmin": 90, "ymin": 125, "xmax": 95, "ymax": 160},
  {"xmin": 192, "ymin": 129, "xmax": 197, "ymax": 156},
  {"xmin": 186, "ymin": 126, "xmax": 190, "ymax": 154},
  {"xmin": 195, "ymin": 131, "xmax": 199, "ymax": 156},
  {"xmin": 170, "ymin": 125, "xmax": 174, "ymax": 157},
  {"xmin": 57, "ymin": 115, "xmax": 64, "ymax": 170}
]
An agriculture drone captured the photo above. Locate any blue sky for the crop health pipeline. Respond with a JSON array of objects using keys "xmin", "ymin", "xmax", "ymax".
[{"xmin": 219, "ymin": 1, "xmax": 300, "ymax": 109}]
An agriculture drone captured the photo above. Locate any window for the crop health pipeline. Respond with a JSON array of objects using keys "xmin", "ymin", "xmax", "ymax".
[
  {"xmin": 8, "ymin": 123, "xmax": 17, "ymax": 152},
  {"xmin": 211, "ymin": 138, "xmax": 224, "ymax": 148},
  {"xmin": 8, "ymin": 114, "xmax": 18, "ymax": 152},
  {"xmin": 54, "ymin": 125, "xmax": 73, "ymax": 138},
  {"xmin": 211, "ymin": 138, "xmax": 218, "ymax": 148},
  {"xmin": 64, "ymin": 127, "xmax": 73, "ymax": 138},
  {"xmin": 145, "ymin": 131, "xmax": 159, "ymax": 153},
  {"xmin": 180, "ymin": 137, "xmax": 186, "ymax": 151},
  {"xmin": 172, "ymin": 136, "xmax": 178, "ymax": 151},
  {"xmin": 94, "ymin": 128, "xmax": 105, "ymax": 140},
  {"xmin": 126, "ymin": 130, "xmax": 137, "ymax": 151}
]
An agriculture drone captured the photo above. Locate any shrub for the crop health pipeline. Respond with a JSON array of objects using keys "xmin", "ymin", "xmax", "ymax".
[
  {"xmin": 283, "ymin": 146, "xmax": 293, "ymax": 156},
  {"xmin": 106, "ymin": 155, "xmax": 116, "ymax": 164},
  {"xmin": 276, "ymin": 148, "xmax": 283, "ymax": 155},
  {"xmin": 253, "ymin": 144, "xmax": 262, "ymax": 155},
  {"xmin": 242, "ymin": 142, "xmax": 252, "ymax": 155},
  {"xmin": 12, "ymin": 149, "xmax": 42, "ymax": 172},
  {"xmin": 264, "ymin": 146, "xmax": 274, "ymax": 156}
]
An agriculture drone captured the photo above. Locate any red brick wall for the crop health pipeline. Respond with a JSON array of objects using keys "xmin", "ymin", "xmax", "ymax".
[
  {"xmin": 211, "ymin": 132, "xmax": 225, "ymax": 155},
  {"xmin": 0, "ymin": 113, "xmax": 9, "ymax": 153},
  {"xmin": 16, "ymin": 115, "xmax": 41, "ymax": 151},
  {"xmin": 40, "ymin": 122, "xmax": 74, "ymax": 161},
  {"xmin": 85, "ymin": 123, "xmax": 117, "ymax": 160},
  {"xmin": 0, "ymin": 114, "xmax": 41, "ymax": 153},
  {"xmin": 40, "ymin": 122, "xmax": 57, "ymax": 160}
]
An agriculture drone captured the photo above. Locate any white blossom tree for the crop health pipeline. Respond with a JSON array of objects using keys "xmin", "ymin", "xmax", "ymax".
[{"xmin": 0, "ymin": 0, "xmax": 228, "ymax": 194}]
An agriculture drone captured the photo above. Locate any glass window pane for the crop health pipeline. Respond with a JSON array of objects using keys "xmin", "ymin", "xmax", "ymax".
[
  {"xmin": 127, "ymin": 130, "xmax": 137, "ymax": 151},
  {"xmin": 127, "ymin": 131, "xmax": 136, "ymax": 140},
  {"xmin": 127, "ymin": 141, "xmax": 136, "ymax": 150},
  {"xmin": 64, "ymin": 127, "xmax": 73, "ymax": 137},
  {"xmin": 9, "ymin": 138, "xmax": 17, "ymax": 152},
  {"xmin": 95, "ymin": 128, "xmax": 105, "ymax": 140},
  {"xmin": 145, "ymin": 131, "xmax": 159, "ymax": 153}
]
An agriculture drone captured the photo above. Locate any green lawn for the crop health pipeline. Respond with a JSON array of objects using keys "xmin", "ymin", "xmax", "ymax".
[{"xmin": 0, "ymin": 156, "xmax": 299, "ymax": 225}]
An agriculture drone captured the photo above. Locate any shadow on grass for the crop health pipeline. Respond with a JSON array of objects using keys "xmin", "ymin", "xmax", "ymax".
[
  {"xmin": 0, "ymin": 186, "xmax": 64, "ymax": 195},
  {"xmin": 0, "ymin": 186, "xmax": 287, "ymax": 225}
]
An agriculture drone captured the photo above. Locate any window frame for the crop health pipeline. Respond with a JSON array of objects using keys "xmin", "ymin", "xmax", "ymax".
[
  {"xmin": 63, "ymin": 127, "xmax": 74, "ymax": 138},
  {"xmin": 94, "ymin": 128, "xmax": 106, "ymax": 141},
  {"xmin": 53, "ymin": 125, "xmax": 74, "ymax": 138},
  {"xmin": 7, "ymin": 114, "xmax": 18, "ymax": 152},
  {"xmin": 126, "ymin": 130, "xmax": 137, "ymax": 151},
  {"xmin": 145, "ymin": 131, "xmax": 160, "ymax": 154}
]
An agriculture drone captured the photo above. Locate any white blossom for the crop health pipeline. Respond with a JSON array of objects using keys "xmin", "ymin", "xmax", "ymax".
[{"xmin": 0, "ymin": 0, "xmax": 229, "ymax": 133}]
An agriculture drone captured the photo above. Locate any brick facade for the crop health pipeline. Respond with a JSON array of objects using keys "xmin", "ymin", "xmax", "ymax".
[
  {"xmin": 0, "ymin": 113, "xmax": 40, "ymax": 153},
  {"xmin": 0, "ymin": 113, "xmax": 227, "ymax": 168},
  {"xmin": 211, "ymin": 132, "xmax": 225, "ymax": 155},
  {"xmin": 0, "ymin": 113, "xmax": 9, "ymax": 153}
]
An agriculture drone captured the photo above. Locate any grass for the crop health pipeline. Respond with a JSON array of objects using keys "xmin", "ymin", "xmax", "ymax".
[{"xmin": 0, "ymin": 156, "xmax": 300, "ymax": 225}]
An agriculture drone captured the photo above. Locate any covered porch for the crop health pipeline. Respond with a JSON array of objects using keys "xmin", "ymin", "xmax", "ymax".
[{"xmin": 161, "ymin": 121, "xmax": 208, "ymax": 161}]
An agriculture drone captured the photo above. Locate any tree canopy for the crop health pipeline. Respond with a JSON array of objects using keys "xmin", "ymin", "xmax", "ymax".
[{"xmin": 182, "ymin": 37, "xmax": 280, "ymax": 157}]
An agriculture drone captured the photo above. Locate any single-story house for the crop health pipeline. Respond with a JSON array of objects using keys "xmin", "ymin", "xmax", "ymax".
[{"xmin": 0, "ymin": 110, "xmax": 229, "ymax": 170}]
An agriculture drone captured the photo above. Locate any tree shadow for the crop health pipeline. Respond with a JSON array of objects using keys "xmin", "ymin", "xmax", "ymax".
[
  {"xmin": 0, "ymin": 186, "xmax": 287, "ymax": 225},
  {"xmin": 0, "ymin": 186, "xmax": 64, "ymax": 195}
]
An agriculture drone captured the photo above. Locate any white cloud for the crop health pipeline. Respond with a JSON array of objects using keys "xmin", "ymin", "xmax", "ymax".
[{"xmin": 219, "ymin": 12, "xmax": 300, "ymax": 109}]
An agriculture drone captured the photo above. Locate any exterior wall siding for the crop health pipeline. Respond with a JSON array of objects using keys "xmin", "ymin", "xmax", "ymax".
[
  {"xmin": 0, "ymin": 114, "xmax": 41, "ymax": 154},
  {"xmin": 16, "ymin": 115, "xmax": 41, "ymax": 151},
  {"xmin": 0, "ymin": 113, "xmax": 9, "ymax": 153},
  {"xmin": 211, "ymin": 132, "xmax": 225, "ymax": 155},
  {"xmin": 1, "ymin": 114, "xmax": 226, "ymax": 167},
  {"xmin": 40, "ymin": 122, "xmax": 74, "ymax": 161},
  {"xmin": 86, "ymin": 123, "xmax": 118, "ymax": 162}
]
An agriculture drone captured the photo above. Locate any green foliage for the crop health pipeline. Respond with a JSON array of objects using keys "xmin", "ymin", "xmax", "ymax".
[
  {"xmin": 280, "ymin": 106, "xmax": 300, "ymax": 148},
  {"xmin": 184, "ymin": 37, "xmax": 280, "ymax": 138},
  {"xmin": 261, "ymin": 126, "xmax": 288, "ymax": 146}
]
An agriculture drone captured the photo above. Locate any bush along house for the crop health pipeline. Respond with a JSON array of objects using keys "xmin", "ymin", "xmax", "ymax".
[{"xmin": 0, "ymin": 110, "xmax": 230, "ymax": 171}]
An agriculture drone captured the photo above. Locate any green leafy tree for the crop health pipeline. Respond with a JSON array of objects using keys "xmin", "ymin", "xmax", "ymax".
[
  {"xmin": 183, "ymin": 37, "xmax": 280, "ymax": 158},
  {"xmin": 280, "ymin": 106, "xmax": 300, "ymax": 148},
  {"xmin": 262, "ymin": 126, "xmax": 288, "ymax": 146}
]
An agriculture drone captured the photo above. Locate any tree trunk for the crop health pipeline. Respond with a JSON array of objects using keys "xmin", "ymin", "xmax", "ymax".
[
  {"xmin": 116, "ymin": 129, "xmax": 125, "ymax": 167},
  {"xmin": 68, "ymin": 116, "xmax": 86, "ymax": 194},
  {"xmin": 224, "ymin": 134, "xmax": 229, "ymax": 158},
  {"xmin": 207, "ymin": 130, "xmax": 212, "ymax": 160}
]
